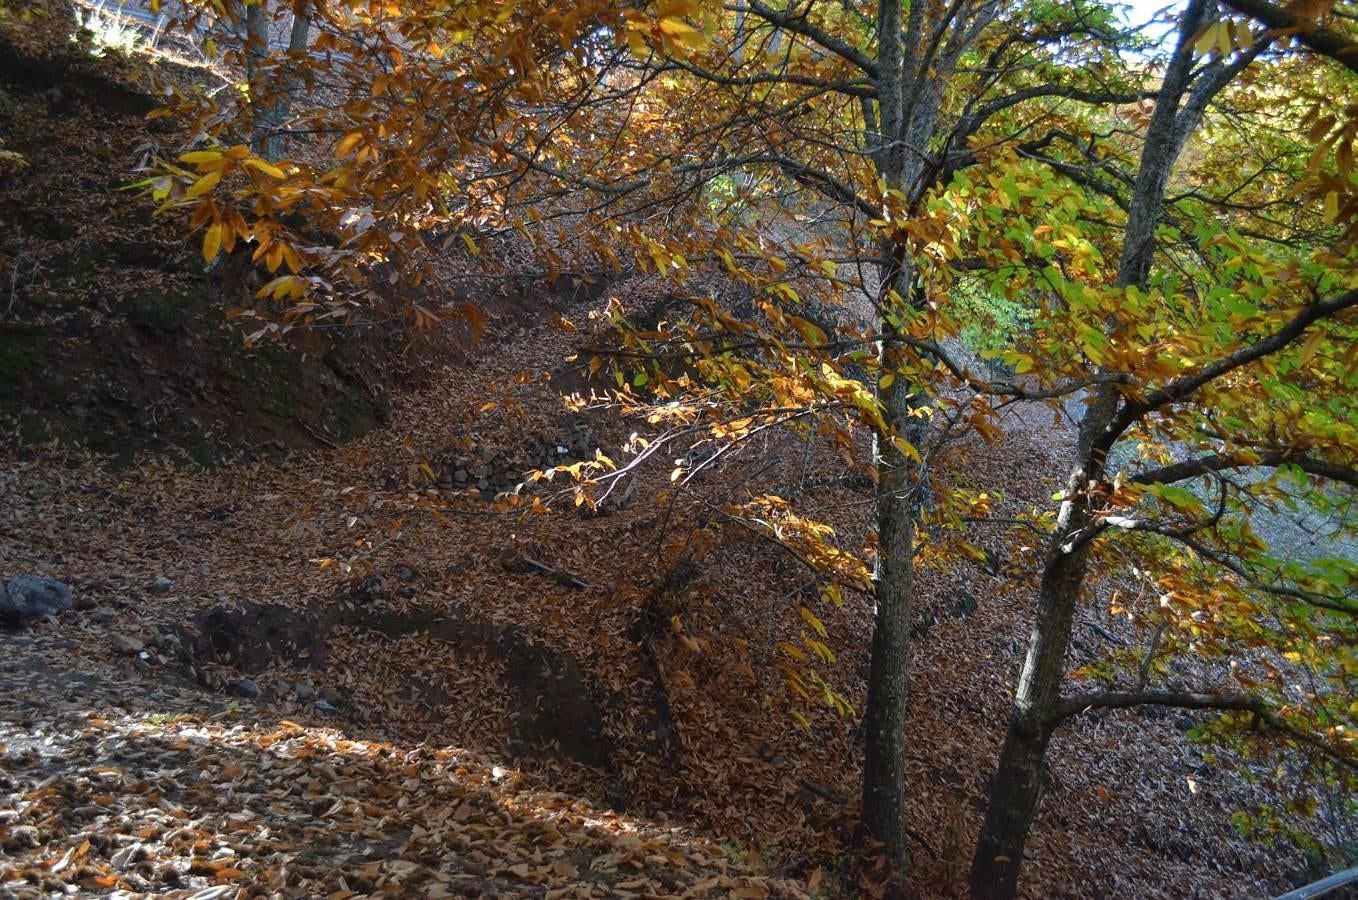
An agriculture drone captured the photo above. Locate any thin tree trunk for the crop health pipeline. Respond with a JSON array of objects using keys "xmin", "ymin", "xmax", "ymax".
[
  {"xmin": 968, "ymin": 3, "xmax": 1229, "ymax": 897},
  {"xmin": 244, "ymin": 1, "xmax": 310, "ymax": 161},
  {"xmin": 862, "ymin": 252, "xmax": 925, "ymax": 871},
  {"xmin": 857, "ymin": 0, "xmax": 917, "ymax": 871},
  {"xmin": 968, "ymin": 390, "xmax": 1113, "ymax": 899}
]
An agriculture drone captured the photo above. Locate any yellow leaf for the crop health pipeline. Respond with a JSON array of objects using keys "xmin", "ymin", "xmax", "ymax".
[
  {"xmin": 627, "ymin": 27, "xmax": 650, "ymax": 58},
  {"xmin": 244, "ymin": 157, "xmax": 287, "ymax": 179},
  {"xmin": 1192, "ymin": 22, "xmax": 1223, "ymax": 57},
  {"xmin": 335, "ymin": 132, "xmax": 364, "ymax": 157},
  {"xmin": 203, "ymin": 222, "xmax": 223, "ymax": 262},
  {"xmin": 185, "ymin": 170, "xmax": 222, "ymax": 199},
  {"xmin": 1296, "ymin": 328, "xmax": 1326, "ymax": 367},
  {"xmin": 1324, "ymin": 190, "xmax": 1339, "ymax": 223},
  {"xmin": 180, "ymin": 149, "xmax": 224, "ymax": 165},
  {"xmin": 799, "ymin": 605, "xmax": 828, "ymax": 638},
  {"xmin": 658, "ymin": 16, "xmax": 708, "ymax": 49}
]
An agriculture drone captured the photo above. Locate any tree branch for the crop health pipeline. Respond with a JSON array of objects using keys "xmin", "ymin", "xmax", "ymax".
[
  {"xmin": 740, "ymin": 0, "xmax": 879, "ymax": 77},
  {"xmin": 1221, "ymin": 0, "xmax": 1358, "ymax": 75},
  {"xmin": 1132, "ymin": 450, "xmax": 1358, "ymax": 489},
  {"xmin": 1105, "ymin": 288, "xmax": 1358, "ymax": 442},
  {"xmin": 1053, "ymin": 690, "xmax": 1358, "ymax": 773}
]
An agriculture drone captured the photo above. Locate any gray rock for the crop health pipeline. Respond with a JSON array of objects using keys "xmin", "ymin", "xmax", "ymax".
[
  {"xmin": 74, "ymin": 593, "xmax": 99, "ymax": 611},
  {"xmin": 113, "ymin": 634, "xmax": 144, "ymax": 655},
  {"xmin": 319, "ymin": 685, "xmax": 344, "ymax": 705},
  {"xmin": 0, "ymin": 576, "xmax": 73, "ymax": 625},
  {"xmin": 312, "ymin": 700, "xmax": 337, "ymax": 714},
  {"xmin": 292, "ymin": 682, "xmax": 315, "ymax": 702},
  {"xmin": 92, "ymin": 608, "xmax": 116, "ymax": 624},
  {"xmin": 235, "ymin": 678, "xmax": 259, "ymax": 698},
  {"xmin": 149, "ymin": 576, "xmax": 173, "ymax": 595}
]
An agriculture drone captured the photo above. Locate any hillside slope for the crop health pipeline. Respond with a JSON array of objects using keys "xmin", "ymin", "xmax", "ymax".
[{"xmin": 0, "ymin": 307, "xmax": 1312, "ymax": 897}]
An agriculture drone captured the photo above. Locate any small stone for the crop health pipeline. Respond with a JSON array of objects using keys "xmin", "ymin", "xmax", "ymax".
[
  {"xmin": 149, "ymin": 576, "xmax": 173, "ymax": 595},
  {"xmin": 113, "ymin": 595, "xmax": 133, "ymax": 608},
  {"xmin": 74, "ymin": 593, "xmax": 99, "ymax": 611},
  {"xmin": 453, "ymin": 469, "xmax": 469, "ymax": 483},
  {"xmin": 92, "ymin": 608, "xmax": 116, "ymax": 624},
  {"xmin": 235, "ymin": 678, "xmax": 259, "ymax": 698},
  {"xmin": 113, "ymin": 634, "xmax": 144, "ymax": 654},
  {"xmin": 319, "ymin": 685, "xmax": 343, "ymax": 705},
  {"xmin": 312, "ymin": 700, "xmax": 337, "ymax": 714},
  {"xmin": 292, "ymin": 682, "xmax": 315, "ymax": 702}
]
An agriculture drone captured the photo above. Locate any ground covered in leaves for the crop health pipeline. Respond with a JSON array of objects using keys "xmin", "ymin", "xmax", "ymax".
[{"xmin": 0, "ymin": 290, "xmax": 1313, "ymax": 897}]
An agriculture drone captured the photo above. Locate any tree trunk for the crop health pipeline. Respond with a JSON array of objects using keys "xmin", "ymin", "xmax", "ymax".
[
  {"xmin": 969, "ymin": 3, "xmax": 1233, "ymax": 897},
  {"xmin": 857, "ymin": 0, "xmax": 917, "ymax": 872},
  {"xmin": 967, "ymin": 461, "xmax": 1105, "ymax": 898},
  {"xmin": 245, "ymin": 1, "xmax": 310, "ymax": 161},
  {"xmin": 861, "ymin": 253, "xmax": 925, "ymax": 869}
]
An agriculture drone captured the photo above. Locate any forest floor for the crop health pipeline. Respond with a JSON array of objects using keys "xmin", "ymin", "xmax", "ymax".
[{"xmin": 0, "ymin": 290, "xmax": 1314, "ymax": 898}]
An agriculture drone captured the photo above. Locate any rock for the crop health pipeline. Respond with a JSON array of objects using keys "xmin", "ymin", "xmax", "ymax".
[
  {"xmin": 292, "ymin": 682, "xmax": 315, "ymax": 702},
  {"xmin": 0, "ymin": 576, "xmax": 73, "ymax": 625},
  {"xmin": 92, "ymin": 608, "xmax": 116, "ymax": 624},
  {"xmin": 312, "ymin": 700, "xmax": 337, "ymax": 714},
  {"xmin": 149, "ymin": 576, "xmax": 173, "ymax": 595},
  {"xmin": 319, "ymin": 685, "xmax": 344, "ymax": 705},
  {"xmin": 112, "ymin": 634, "xmax": 144, "ymax": 655},
  {"xmin": 235, "ymin": 678, "xmax": 259, "ymax": 698},
  {"xmin": 453, "ymin": 468, "xmax": 469, "ymax": 483},
  {"xmin": 113, "ymin": 595, "xmax": 133, "ymax": 608},
  {"xmin": 74, "ymin": 593, "xmax": 99, "ymax": 611}
]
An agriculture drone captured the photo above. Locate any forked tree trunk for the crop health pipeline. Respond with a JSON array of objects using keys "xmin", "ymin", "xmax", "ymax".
[{"xmin": 968, "ymin": 2, "xmax": 1245, "ymax": 896}]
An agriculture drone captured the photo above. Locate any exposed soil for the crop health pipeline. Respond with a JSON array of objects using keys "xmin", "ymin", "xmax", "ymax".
[{"xmin": 0, "ymin": 27, "xmax": 602, "ymax": 466}]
